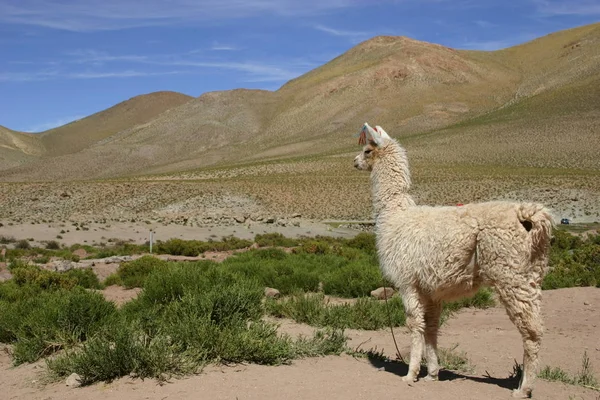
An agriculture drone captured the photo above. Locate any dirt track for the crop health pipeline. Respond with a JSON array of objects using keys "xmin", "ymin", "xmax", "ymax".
[{"xmin": 2, "ymin": 287, "xmax": 599, "ymax": 400}]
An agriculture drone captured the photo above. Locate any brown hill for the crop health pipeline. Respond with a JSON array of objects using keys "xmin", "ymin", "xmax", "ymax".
[
  {"xmin": 0, "ymin": 22, "xmax": 599, "ymax": 182},
  {"xmin": 38, "ymin": 91, "xmax": 194, "ymax": 156},
  {"xmin": 0, "ymin": 125, "xmax": 44, "ymax": 171}
]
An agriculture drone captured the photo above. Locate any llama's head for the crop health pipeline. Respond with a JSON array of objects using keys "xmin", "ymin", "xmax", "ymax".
[{"xmin": 353, "ymin": 123, "xmax": 393, "ymax": 171}]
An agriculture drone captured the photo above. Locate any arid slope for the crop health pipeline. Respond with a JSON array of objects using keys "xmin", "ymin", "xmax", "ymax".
[{"xmin": 0, "ymin": 23, "xmax": 598, "ymax": 187}]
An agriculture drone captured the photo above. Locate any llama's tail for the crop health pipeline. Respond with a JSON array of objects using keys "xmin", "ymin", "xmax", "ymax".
[{"xmin": 517, "ymin": 203, "xmax": 555, "ymax": 257}]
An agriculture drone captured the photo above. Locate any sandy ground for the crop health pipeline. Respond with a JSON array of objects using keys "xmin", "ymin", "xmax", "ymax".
[
  {"xmin": 1, "ymin": 287, "xmax": 599, "ymax": 400},
  {"xmin": 0, "ymin": 220, "xmax": 360, "ymax": 248}
]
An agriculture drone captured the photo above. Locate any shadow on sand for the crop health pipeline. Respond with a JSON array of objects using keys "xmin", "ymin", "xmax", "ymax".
[{"xmin": 363, "ymin": 351, "xmax": 521, "ymax": 392}]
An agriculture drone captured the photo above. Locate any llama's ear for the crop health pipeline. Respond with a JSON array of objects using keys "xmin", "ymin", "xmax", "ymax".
[
  {"xmin": 375, "ymin": 125, "xmax": 391, "ymax": 140},
  {"xmin": 357, "ymin": 122, "xmax": 386, "ymax": 146},
  {"xmin": 365, "ymin": 123, "xmax": 384, "ymax": 146}
]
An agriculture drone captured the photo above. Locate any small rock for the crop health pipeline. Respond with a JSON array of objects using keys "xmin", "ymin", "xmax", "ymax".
[
  {"xmin": 265, "ymin": 217, "xmax": 276, "ymax": 224},
  {"xmin": 291, "ymin": 213, "xmax": 301, "ymax": 218},
  {"xmin": 292, "ymin": 220, "xmax": 300, "ymax": 227},
  {"xmin": 251, "ymin": 214, "xmax": 264, "ymax": 222},
  {"xmin": 234, "ymin": 215, "xmax": 246, "ymax": 223},
  {"xmin": 584, "ymin": 301, "xmax": 590, "ymax": 306},
  {"xmin": 47, "ymin": 260, "xmax": 74, "ymax": 272},
  {"xmin": 104, "ymin": 255, "xmax": 134, "ymax": 264},
  {"xmin": 370, "ymin": 287, "xmax": 396, "ymax": 300},
  {"xmin": 66, "ymin": 373, "xmax": 82, "ymax": 388},
  {"xmin": 72, "ymin": 248, "xmax": 88, "ymax": 259},
  {"xmin": 264, "ymin": 287, "xmax": 280, "ymax": 299},
  {"xmin": 276, "ymin": 219, "xmax": 287, "ymax": 227}
]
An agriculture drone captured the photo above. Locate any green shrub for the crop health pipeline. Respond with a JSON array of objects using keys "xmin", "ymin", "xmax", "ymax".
[
  {"xmin": 155, "ymin": 238, "xmax": 200, "ymax": 256},
  {"xmin": 345, "ymin": 232, "xmax": 377, "ymax": 254},
  {"xmin": 64, "ymin": 268, "xmax": 103, "ymax": 290},
  {"xmin": 254, "ymin": 233, "xmax": 299, "ymax": 247},
  {"xmin": 103, "ymin": 273, "xmax": 123, "ymax": 287},
  {"xmin": 298, "ymin": 240, "xmax": 331, "ymax": 255},
  {"xmin": 0, "ymin": 235, "xmax": 16, "ymax": 244},
  {"xmin": 46, "ymin": 241, "xmax": 61, "ymax": 250},
  {"xmin": 116, "ymin": 256, "xmax": 168, "ymax": 288},
  {"xmin": 539, "ymin": 351, "xmax": 599, "ymax": 389},
  {"xmin": 248, "ymin": 247, "xmax": 288, "ymax": 260},
  {"xmin": 46, "ymin": 262, "xmax": 347, "ymax": 385},
  {"xmin": 220, "ymin": 249, "xmax": 384, "ymax": 298},
  {"xmin": 0, "ymin": 288, "xmax": 116, "ymax": 364},
  {"xmin": 544, "ymin": 230, "xmax": 600, "ymax": 289},
  {"xmin": 15, "ymin": 239, "xmax": 31, "ymax": 249},
  {"xmin": 154, "ymin": 237, "xmax": 252, "ymax": 257},
  {"xmin": 0, "ymin": 281, "xmax": 41, "ymax": 303},
  {"xmin": 266, "ymin": 292, "xmax": 406, "ymax": 330},
  {"xmin": 552, "ymin": 229, "xmax": 582, "ymax": 250},
  {"xmin": 321, "ymin": 258, "xmax": 386, "ymax": 298},
  {"xmin": 11, "ymin": 266, "xmax": 77, "ymax": 291},
  {"xmin": 8, "ymin": 258, "xmax": 33, "ymax": 271},
  {"xmin": 33, "ymin": 255, "xmax": 51, "ymax": 264}
]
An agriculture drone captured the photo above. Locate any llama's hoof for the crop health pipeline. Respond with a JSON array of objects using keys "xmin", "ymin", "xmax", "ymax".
[
  {"xmin": 512, "ymin": 388, "xmax": 532, "ymax": 399},
  {"xmin": 423, "ymin": 374, "xmax": 438, "ymax": 382},
  {"xmin": 402, "ymin": 375, "xmax": 418, "ymax": 383}
]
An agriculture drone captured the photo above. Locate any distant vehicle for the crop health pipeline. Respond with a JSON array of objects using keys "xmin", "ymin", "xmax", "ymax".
[{"xmin": 560, "ymin": 218, "xmax": 570, "ymax": 225}]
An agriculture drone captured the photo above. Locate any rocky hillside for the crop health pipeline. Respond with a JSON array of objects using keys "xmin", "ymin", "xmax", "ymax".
[{"xmin": 1, "ymin": 22, "xmax": 599, "ymax": 181}]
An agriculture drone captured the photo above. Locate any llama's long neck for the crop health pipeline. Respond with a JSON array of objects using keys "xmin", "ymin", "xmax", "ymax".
[{"xmin": 370, "ymin": 139, "xmax": 415, "ymax": 220}]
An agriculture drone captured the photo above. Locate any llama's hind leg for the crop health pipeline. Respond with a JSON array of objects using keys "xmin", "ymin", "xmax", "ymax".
[
  {"xmin": 423, "ymin": 300, "xmax": 442, "ymax": 381},
  {"xmin": 495, "ymin": 282, "xmax": 543, "ymax": 398},
  {"xmin": 401, "ymin": 289, "xmax": 426, "ymax": 382}
]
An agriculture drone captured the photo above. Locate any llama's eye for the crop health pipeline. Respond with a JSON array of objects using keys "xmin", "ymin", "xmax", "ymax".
[{"xmin": 364, "ymin": 149, "xmax": 372, "ymax": 155}]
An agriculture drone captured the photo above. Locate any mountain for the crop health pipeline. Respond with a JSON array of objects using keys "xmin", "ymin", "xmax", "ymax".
[
  {"xmin": 1, "ymin": 22, "xmax": 599, "ymax": 181},
  {"xmin": 38, "ymin": 91, "xmax": 194, "ymax": 156},
  {"xmin": 0, "ymin": 125, "xmax": 44, "ymax": 170}
]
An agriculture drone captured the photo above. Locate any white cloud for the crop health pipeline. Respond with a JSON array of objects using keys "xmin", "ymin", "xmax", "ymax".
[
  {"xmin": 0, "ymin": 70, "xmax": 59, "ymax": 82},
  {"xmin": 459, "ymin": 32, "xmax": 540, "ymax": 51},
  {"xmin": 65, "ymin": 49, "xmax": 149, "ymax": 64},
  {"xmin": 0, "ymin": 0, "xmax": 374, "ymax": 32},
  {"xmin": 67, "ymin": 70, "xmax": 186, "ymax": 79},
  {"xmin": 211, "ymin": 44, "xmax": 240, "ymax": 51},
  {"xmin": 148, "ymin": 59, "xmax": 316, "ymax": 82},
  {"xmin": 533, "ymin": 0, "xmax": 600, "ymax": 16},
  {"xmin": 25, "ymin": 115, "xmax": 86, "ymax": 132},
  {"xmin": 0, "ymin": 68, "xmax": 187, "ymax": 82},
  {"xmin": 474, "ymin": 20, "xmax": 496, "ymax": 28},
  {"xmin": 459, "ymin": 39, "xmax": 514, "ymax": 51},
  {"xmin": 314, "ymin": 24, "xmax": 369, "ymax": 38},
  {"xmin": 67, "ymin": 49, "xmax": 317, "ymax": 82},
  {"xmin": 1, "ymin": 47, "xmax": 317, "ymax": 83}
]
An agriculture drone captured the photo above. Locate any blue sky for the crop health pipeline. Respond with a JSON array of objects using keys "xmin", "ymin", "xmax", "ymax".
[{"xmin": 1, "ymin": 0, "xmax": 598, "ymax": 133}]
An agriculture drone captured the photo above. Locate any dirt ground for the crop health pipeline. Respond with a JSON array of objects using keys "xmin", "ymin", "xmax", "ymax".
[{"xmin": 1, "ymin": 287, "xmax": 599, "ymax": 400}]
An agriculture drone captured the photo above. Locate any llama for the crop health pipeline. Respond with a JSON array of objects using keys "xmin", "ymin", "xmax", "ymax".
[{"xmin": 353, "ymin": 123, "xmax": 553, "ymax": 398}]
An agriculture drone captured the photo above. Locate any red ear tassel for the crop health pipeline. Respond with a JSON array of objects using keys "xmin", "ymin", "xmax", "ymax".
[{"xmin": 358, "ymin": 129, "xmax": 367, "ymax": 145}]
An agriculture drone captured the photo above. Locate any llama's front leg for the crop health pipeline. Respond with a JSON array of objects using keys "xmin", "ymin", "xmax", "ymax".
[
  {"xmin": 423, "ymin": 300, "xmax": 442, "ymax": 381},
  {"xmin": 402, "ymin": 291, "xmax": 425, "ymax": 382}
]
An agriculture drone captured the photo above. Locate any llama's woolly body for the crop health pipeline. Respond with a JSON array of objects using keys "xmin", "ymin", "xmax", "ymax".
[
  {"xmin": 377, "ymin": 201, "xmax": 551, "ymax": 302},
  {"xmin": 354, "ymin": 126, "xmax": 553, "ymax": 398}
]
